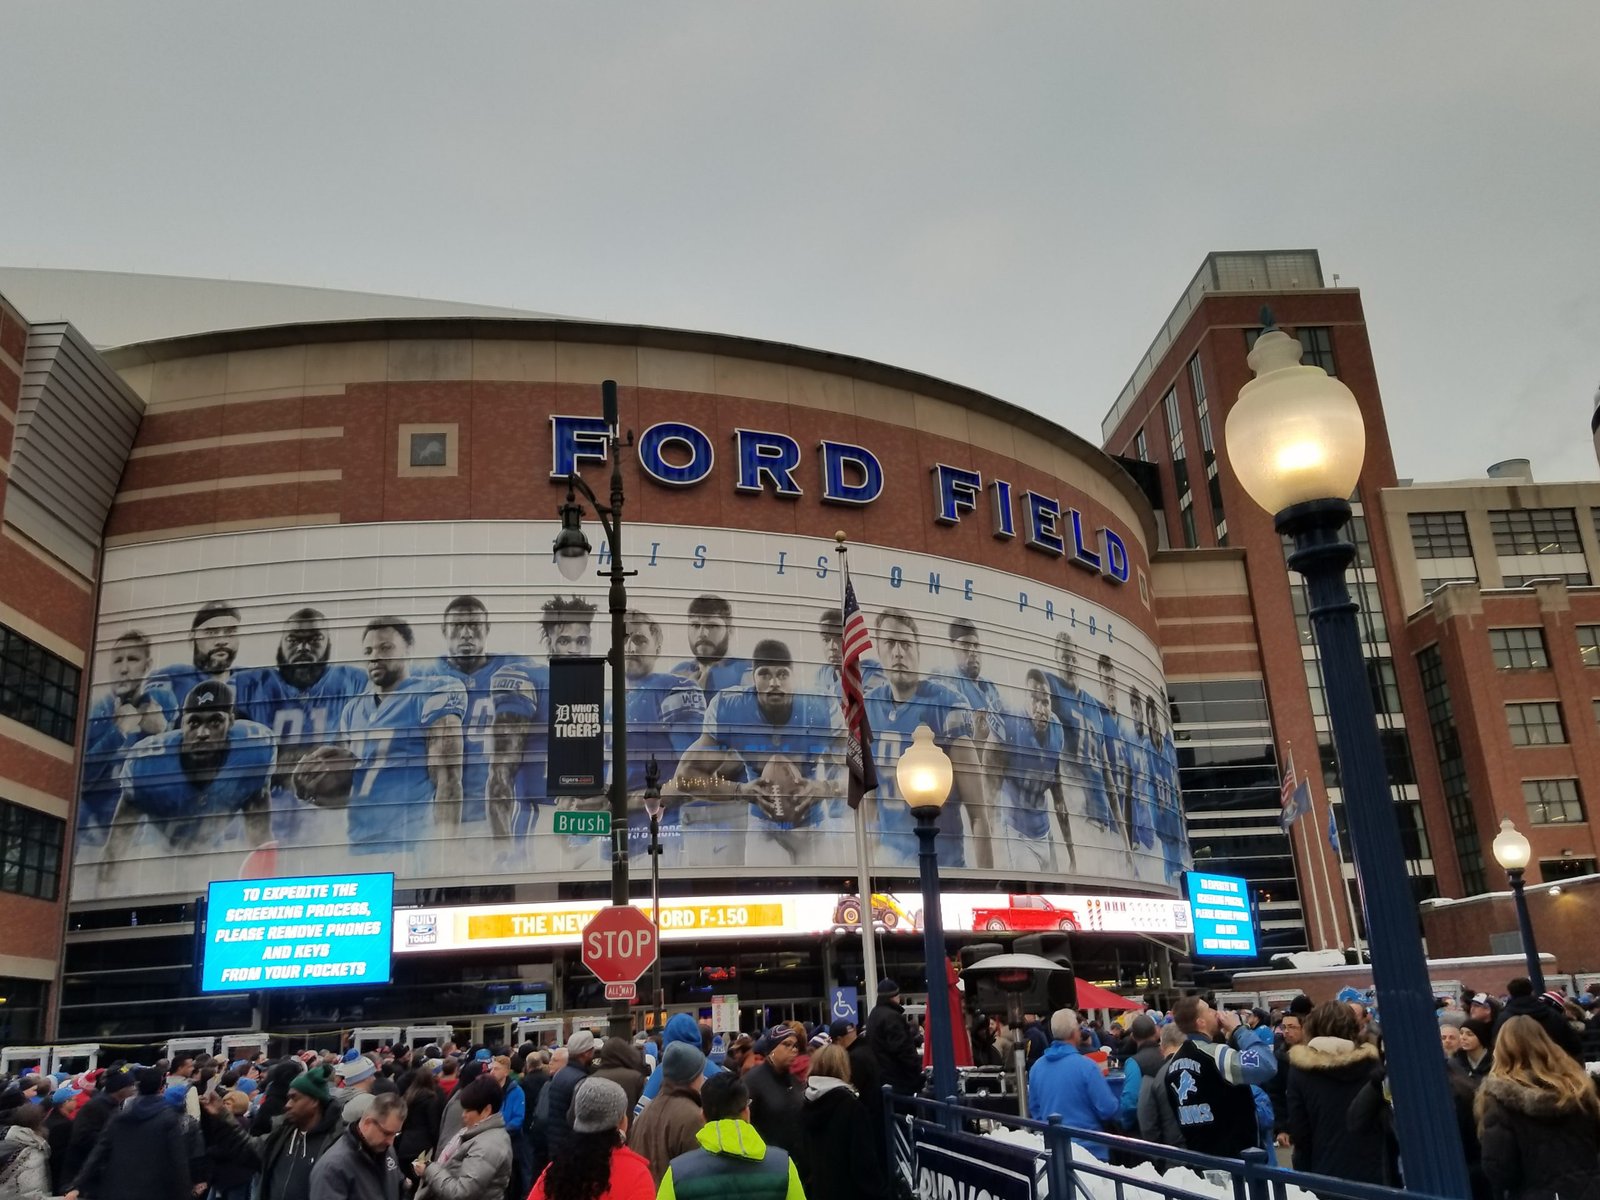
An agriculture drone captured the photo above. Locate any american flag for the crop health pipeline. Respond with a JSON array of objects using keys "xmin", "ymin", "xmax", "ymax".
[
  {"xmin": 1279, "ymin": 746, "xmax": 1312, "ymax": 830},
  {"xmin": 840, "ymin": 563, "xmax": 879, "ymax": 808}
]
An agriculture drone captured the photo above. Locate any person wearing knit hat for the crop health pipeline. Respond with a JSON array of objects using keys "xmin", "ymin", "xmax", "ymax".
[
  {"xmin": 566, "ymin": 1029, "xmax": 596, "ymax": 1059},
  {"xmin": 199, "ymin": 1061, "xmax": 343, "ymax": 1199},
  {"xmin": 336, "ymin": 1054, "xmax": 378, "ymax": 1092},
  {"xmin": 1456, "ymin": 1019, "xmax": 1495, "ymax": 1082},
  {"xmin": 626, "ymin": 1042, "xmax": 706, "ymax": 1184},
  {"xmin": 530, "ymin": 1077, "xmax": 654, "ymax": 1198},
  {"xmin": 234, "ymin": 1075, "xmax": 258, "ymax": 1096},
  {"xmin": 43, "ymin": 1084, "xmax": 82, "ymax": 1195}
]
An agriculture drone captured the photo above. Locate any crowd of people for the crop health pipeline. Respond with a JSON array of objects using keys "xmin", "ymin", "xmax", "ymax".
[
  {"xmin": 3, "ymin": 975, "xmax": 1596, "ymax": 1200},
  {"xmin": 1019, "ymin": 976, "xmax": 1600, "ymax": 1200},
  {"xmin": 0, "ymin": 978, "xmax": 939, "ymax": 1200}
]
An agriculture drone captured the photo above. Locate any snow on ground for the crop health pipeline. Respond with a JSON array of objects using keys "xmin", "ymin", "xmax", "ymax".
[{"xmin": 986, "ymin": 1126, "xmax": 1323, "ymax": 1200}]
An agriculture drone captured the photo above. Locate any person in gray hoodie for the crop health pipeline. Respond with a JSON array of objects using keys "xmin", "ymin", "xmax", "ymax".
[
  {"xmin": 593, "ymin": 1038, "xmax": 648, "ymax": 1115},
  {"xmin": 413, "ymin": 1078, "xmax": 511, "ymax": 1200}
]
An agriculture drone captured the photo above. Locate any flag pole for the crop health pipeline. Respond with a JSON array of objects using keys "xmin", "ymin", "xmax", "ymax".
[
  {"xmin": 1285, "ymin": 742, "xmax": 1331, "ymax": 950},
  {"xmin": 837, "ymin": 533, "xmax": 879, "ymax": 1017}
]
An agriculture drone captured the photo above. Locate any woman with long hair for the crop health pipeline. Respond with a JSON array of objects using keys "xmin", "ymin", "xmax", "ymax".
[
  {"xmin": 1284, "ymin": 1000, "xmax": 1389, "ymax": 1184},
  {"xmin": 397, "ymin": 1065, "xmax": 444, "ymax": 1187},
  {"xmin": 799, "ymin": 1043, "xmax": 890, "ymax": 1200},
  {"xmin": 528, "ymin": 1076, "xmax": 654, "ymax": 1200},
  {"xmin": 1476, "ymin": 1014, "xmax": 1600, "ymax": 1200}
]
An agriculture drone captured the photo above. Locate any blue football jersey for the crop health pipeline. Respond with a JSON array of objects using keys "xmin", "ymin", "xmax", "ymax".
[
  {"xmin": 939, "ymin": 672, "xmax": 1009, "ymax": 745},
  {"xmin": 624, "ymin": 672, "xmax": 706, "ymax": 792},
  {"xmin": 119, "ymin": 720, "xmax": 276, "ymax": 847},
  {"xmin": 865, "ymin": 678, "xmax": 974, "ymax": 864},
  {"xmin": 701, "ymin": 685, "xmax": 837, "ymax": 829},
  {"xmin": 338, "ymin": 674, "xmax": 469, "ymax": 853},
  {"xmin": 812, "ymin": 659, "xmax": 885, "ymax": 702},
  {"xmin": 671, "ymin": 657, "xmax": 752, "ymax": 698},
  {"xmin": 1044, "ymin": 674, "xmax": 1115, "ymax": 830},
  {"xmin": 1001, "ymin": 710, "xmax": 1064, "ymax": 840},
  {"xmin": 419, "ymin": 654, "xmax": 527, "ymax": 822},
  {"xmin": 234, "ymin": 663, "xmax": 369, "ymax": 843},
  {"xmin": 80, "ymin": 684, "xmax": 179, "ymax": 841}
]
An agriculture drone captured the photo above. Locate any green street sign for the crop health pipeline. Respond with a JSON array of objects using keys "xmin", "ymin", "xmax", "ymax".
[{"xmin": 552, "ymin": 811, "xmax": 612, "ymax": 837}]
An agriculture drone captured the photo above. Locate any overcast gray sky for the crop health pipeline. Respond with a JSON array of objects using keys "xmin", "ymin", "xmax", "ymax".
[{"xmin": 4, "ymin": 2, "xmax": 1598, "ymax": 483}]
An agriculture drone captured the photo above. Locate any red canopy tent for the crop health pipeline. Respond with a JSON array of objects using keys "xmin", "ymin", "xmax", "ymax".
[{"xmin": 1073, "ymin": 978, "xmax": 1143, "ymax": 1011}]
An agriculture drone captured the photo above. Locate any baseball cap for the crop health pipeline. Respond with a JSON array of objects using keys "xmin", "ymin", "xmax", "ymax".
[
  {"xmin": 827, "ymin": 1019, "xmax": 855, "ymax": 1041},
  {"xmin": 567, "ymin": 1030, "xmax": 596, "ymax": 1057},
  {"xmin": 183, "ymin": 680, "xmax": 234, "ymax": 714}
]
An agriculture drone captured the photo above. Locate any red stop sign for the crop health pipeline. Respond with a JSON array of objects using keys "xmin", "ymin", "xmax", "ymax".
[{"xmin": 580, "ymin": 905, "xmax": 658, "ymax": 986}]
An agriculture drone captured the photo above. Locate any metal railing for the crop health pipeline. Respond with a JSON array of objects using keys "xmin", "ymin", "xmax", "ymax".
[{"xmin": 886, "ymin": 1092, "xmax": 1449, "ymax": 1200}]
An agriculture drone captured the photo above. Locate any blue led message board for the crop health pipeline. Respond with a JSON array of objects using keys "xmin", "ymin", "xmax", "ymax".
[
  {"xmin": 1185, "ymin": 871, "xmax": 1259, "ymax": 958},
  {"xmin": 203, "ymin": 872, "xmax": 394, "ymax": 992}
]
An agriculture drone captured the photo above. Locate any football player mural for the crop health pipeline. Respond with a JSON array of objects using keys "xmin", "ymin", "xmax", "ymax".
[{"xmin": 74, "ymin": 523, "xmax": 1188, "ymax": 900}]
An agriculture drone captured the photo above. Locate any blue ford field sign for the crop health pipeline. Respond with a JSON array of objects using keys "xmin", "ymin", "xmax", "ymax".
[
  {"xmin": 1185, "ymin": 871, "xmax": 1258, "ymax": 958},
  {"xmin": 203, "ymin": 872, "xmax": 394, "ymax": 992}
]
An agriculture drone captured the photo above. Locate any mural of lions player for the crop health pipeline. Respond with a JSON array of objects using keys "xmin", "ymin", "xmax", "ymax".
[
  {"xmin": 421, "ymin": 596, "xmax": 525, "ymax": 825},
  {"xmin": 487, "ymin": 595, "xmax": 598, "ymax": 859},
  {"xmin": 292, "ymin": 618, "xmax": 466, "ymax": 862},
  {"xmin": 864, "ymin": 609, "xmax": 991, "ymax": 870},
  {"xmin": 236, "ymin": 608, "xmax": 367, "ymax": 844},
  {"xmin": 995, "ymin": 669, "xmax": 1074, "ymax": 875},
  {"xmin": 813, "ymin": 607, "xmax": 884, "ymax": 699},
  {"xmin": 621, "ymin": 609, "xmax": 706, "ymax": 862},
  {"xmin": 102, "ymin": 681, "xmax": 274, "ymax": 881},
  {"xmin": 148, "ymin": 601, "xmax": 244, "ymax": 707},
  {"xmin": 1146, "ymin": 690, "xmax": 1188, "ymax": 882},
  {"xmin": 940, "ymin": 618, "xmax": 1006, "ymax": 746},
  {"xmin": 1095, "ymin": 651, "xmax": 1136, "ymax": 858},
  {"xmin": 672, "ymin": 595, "xmax": 751, "ymax": 699},
  {"xmin": 1044, "ymin": 633, "xmax": 1117, "ymax": 837},
  {"xmin": 1126, "ymin": 684, "xmax": 1159, "ymax": 858},
  {"xmin": 665, "ymin": 638, "xmax": 836, "ymax": 869},
  {"xmin": 80, "ymin": 631, "xmax": 177, "ymax": 848}
]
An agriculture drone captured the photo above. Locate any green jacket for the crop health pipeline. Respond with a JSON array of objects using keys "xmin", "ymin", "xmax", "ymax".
[{"xmin": 658, "ymin": 1119, "xmax": 806, "ymax": 1200}]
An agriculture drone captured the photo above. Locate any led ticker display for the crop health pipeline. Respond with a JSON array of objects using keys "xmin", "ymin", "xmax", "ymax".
[
  {"xmin": 1185, "ymin": 871, "xmax": 1259, "ymax": 958},
  {"xmin": 203, "ymin": 872, "xmax": 394, "ymax": 992}
]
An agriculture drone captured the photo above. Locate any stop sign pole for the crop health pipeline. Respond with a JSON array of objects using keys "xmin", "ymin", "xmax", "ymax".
[{"xmin": 581, "ymin": 905, "xmax": 659, "ymax": 1007}]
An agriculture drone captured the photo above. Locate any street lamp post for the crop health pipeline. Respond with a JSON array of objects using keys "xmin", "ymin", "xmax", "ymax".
[
  {"xmin": 552, "ymin": 378, "xmax": 636, "ymax": 1041},
  {"xmin": 1226, "ymin": 317, "xmax": 1470, "ymax": 1200},
  {"xmin": 896, "ymin": 724, "xmax": 959, "ymax": 1111},
  {"xmin": 643, "ymin": 756, "xmax": 665, "ymax": 1018},
  {"xmin": 1491, "ymin": 818, "xmax": 1545, "ymax": 992}
]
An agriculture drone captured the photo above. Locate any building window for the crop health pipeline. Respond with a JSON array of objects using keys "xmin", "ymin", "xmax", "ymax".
[
  {"xmin": 1409, "ymin": 512, "xmax": 1473, "ymax": 559},
  {"xmin": 1367, "ymin": 658, "xmax": 1402, "ymax": 715},
  {"xmin": 1523, "ymin": 778, "xmax": 1585, "ymax": 825},
  {"xmin": 1163, "ymin": 387, "xmax": 1196, "ymax": 549},
  {"xmin": 1132, "ymin": 428, "xmax": 1148, "ymax": 462},
  {"xmin": 1489, "ymin": 627, "xmax": 1549, "ymax": 670},
  {"xmin": 0, "ymin": 800, "xmax": 63, "ymax": 901},
  {"xmin": 0, "ymin": 626, "xmax": 81, "ymax": 744},
  {"xmin": 1190, "ymin": 356, "xmax": 1227, "ymax": 547},
  {"xmin": 1489, "ymin": 508, "xmax": 1582, "ymax": 556},
  {"xmin": 1577, "ymin": 627, "xmax": 1600, "ymax": 668},
  {"xmin": 1506, "ymin": 701, "xmax": 1566, "ymax": 746},
  {"xmin": 1418, "ymin": 644, "xmax": 1485, "ymax": 893},
  {"xmin": 1500, "ymin": 572, "xmax": 1591, "ymax": 588}
]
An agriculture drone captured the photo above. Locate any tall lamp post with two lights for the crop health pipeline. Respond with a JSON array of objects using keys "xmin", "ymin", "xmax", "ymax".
[
  {"xmin": 1491, "ymin": 817, "xmax": 1546, "ymax": 992},
  {"xmin": 552, "ymin": 378, "xmax": 636, "ymax": 1040},
  {"xmin": 896, "ymin": 724, "xmax": 959, "ymax": 1109},
  {"xmin": 1225, "ymin": 315, "xmax": 1469, "ymax": 1199}
]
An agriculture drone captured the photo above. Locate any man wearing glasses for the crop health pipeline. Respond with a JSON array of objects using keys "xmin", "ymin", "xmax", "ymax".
[{"xmin": 308, "ymin": 1091, "xmax": 408, "ymax": 1198}]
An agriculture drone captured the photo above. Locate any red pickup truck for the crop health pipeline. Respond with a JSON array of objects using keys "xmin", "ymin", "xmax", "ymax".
[{"xmin": 970, "ymin": 894, "xmax": 1080, "ymax": 932}]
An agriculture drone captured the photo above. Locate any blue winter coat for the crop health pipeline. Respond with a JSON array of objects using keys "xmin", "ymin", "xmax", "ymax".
[{"xmin": 1027, "ymin": 1041, "xmax": 1119, "ymax": 1161}]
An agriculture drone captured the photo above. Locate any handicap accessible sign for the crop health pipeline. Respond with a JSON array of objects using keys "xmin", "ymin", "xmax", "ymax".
[{"xmin": 831, "ymin": 985, "xmax": 858, "ymax": 1026}]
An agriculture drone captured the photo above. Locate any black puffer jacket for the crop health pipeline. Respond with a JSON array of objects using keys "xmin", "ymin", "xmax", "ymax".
[
  {"xmin": 1286, "ymin": 1037, "xmax": 1388, "ymax": 1184},
  {"xmin": 864, "ymin": 998, "xmax": 921, "ymax": 1094},
  {"xmin": 1476, "ymin": 1074, "xmax": 1600, "ymax": 1200}
]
